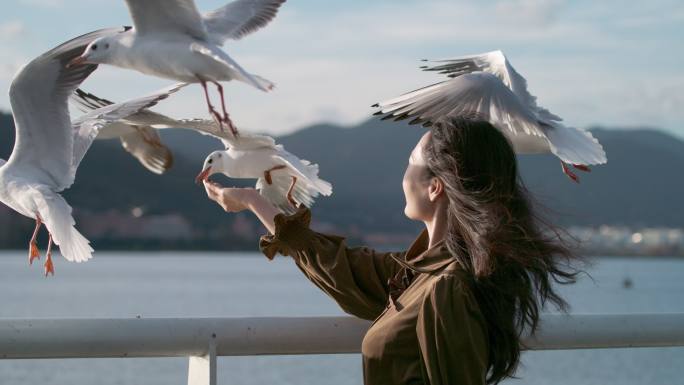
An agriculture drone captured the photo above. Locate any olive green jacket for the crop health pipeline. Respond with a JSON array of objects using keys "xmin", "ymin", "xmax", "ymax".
[{"xmin": 260, "ymin": 207, "xmax": 488, "ymax": 385}]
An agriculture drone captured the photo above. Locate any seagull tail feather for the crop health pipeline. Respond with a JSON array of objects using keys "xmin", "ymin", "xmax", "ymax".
[{"xmin": 32, "ymin": 189, "xmax": 94, "ymax": 263}]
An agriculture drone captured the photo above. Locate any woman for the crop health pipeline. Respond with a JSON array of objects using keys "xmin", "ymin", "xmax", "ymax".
[{"xmin": 203, "ymin": 118, "xmax": 578, "ymax": 385}]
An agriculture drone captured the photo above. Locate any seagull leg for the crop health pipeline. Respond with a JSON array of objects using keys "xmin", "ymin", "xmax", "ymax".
[
  {"xmin": 286, "ymin": 176, "xmax": 298, "ymax": 207},
  {"xmin": 211, "ymin": 81, "xmax": 239, "ymax": 138},
  {"xmin": 44, "ymin": 234, "xmax": 54, "ymax": 277},
  {"xmin": 573, "ymin": 164, "xmax": 591, "ymax": 173},
  {"xmin": 28, "ymin": 217, "xmax": 42, "ymax": 265},
  {"xmin": 263, "ymin": 165, "xmax": 288, "ymax": 185},
  {"xmin": 561, "ymin": 162, "xmax": 579, "ymax": 183},
  {"xmin": 200, "ymin": 80, "xmax": 226, "ymax": 132}
]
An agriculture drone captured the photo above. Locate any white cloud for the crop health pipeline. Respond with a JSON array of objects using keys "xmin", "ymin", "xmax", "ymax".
[
  {"xmin": 0, "ymin": 21, "xmax": 25, "ymax": 40},
  {"xmin": 495, "ymin": 0, "xmax": 564, "ymax": 26}
]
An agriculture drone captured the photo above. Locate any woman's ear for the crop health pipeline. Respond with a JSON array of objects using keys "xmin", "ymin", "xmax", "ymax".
[{"xmin": 428, "ymin": 177, "xmax": 444, "ymax": 202}]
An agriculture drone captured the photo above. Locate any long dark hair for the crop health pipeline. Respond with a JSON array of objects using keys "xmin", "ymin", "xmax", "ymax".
[{"xmin": 423, "ymin": 118, "xmax": 579, "ymax": 384}]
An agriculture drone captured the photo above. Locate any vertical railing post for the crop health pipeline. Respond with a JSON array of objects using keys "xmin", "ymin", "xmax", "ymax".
[{"xmin": 187, "ymin": 337, "xmax": 217, "ymax": 385}]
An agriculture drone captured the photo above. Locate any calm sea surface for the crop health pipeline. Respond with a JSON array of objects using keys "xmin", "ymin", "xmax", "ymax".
[{"xmin": 0, "ymin": 251, "xmax": 682, "ymax": 385}]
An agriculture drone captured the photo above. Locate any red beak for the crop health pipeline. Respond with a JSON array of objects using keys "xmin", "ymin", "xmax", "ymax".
[
  {"xmin": 195, "ymin": 167, "xmax": 211, "ymax": 185},
  {"xmin": 66, "ymin": 55, "xmax": 87, "ymax": 69}
]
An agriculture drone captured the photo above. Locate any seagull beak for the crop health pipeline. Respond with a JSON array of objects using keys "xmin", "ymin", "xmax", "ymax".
[
  {"xmin": 195, "ymin": 167, "xmax": 211, "ymax": 185},
  {"xmin": 66, "ymin": 55, "xmax": 87, "ymax": 69}
]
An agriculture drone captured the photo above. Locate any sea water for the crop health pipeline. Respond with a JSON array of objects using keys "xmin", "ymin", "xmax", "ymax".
[{"xmin": 0, "ymin": 252, "xmax": 682, "ymax": 385}]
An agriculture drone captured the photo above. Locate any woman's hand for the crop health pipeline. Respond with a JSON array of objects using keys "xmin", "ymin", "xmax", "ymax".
[
  {"xmin": 203, "ymin": 180, "xmax": 280, "ymax": 234},
  {"xmin": 203, "ymin": 181, "xmax": 258, "ymax": 213}
]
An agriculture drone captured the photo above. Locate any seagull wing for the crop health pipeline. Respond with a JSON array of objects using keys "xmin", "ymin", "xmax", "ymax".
[
  {"xmin": 72, "ymin": 88, "xmax": 180, "ymax": 128},
  {"xmin": 374, "ymin": 72, "xmax": 547, "ymax": 141},
  {"xmin": 255, "ymin": 147, "xmax": 332, "ymax": 214},
  {"xmin": 190, "ymin": 42, "xmax": 274, "ymax": 91},
  {"xmin": 119, "ymin": 128, "xmax": 174, "ymax": 175},
  {"xmin": 204, "ymin": 0, "xmax": 286, "ymax": 44},
  {"xmin": 123, "ymin": 0, "xmax": 208, "ymax": 39},
  {"xmin": 273, "ymin": 147, "xmax": 333, "ymax": 195},
  {"xmin": 375, "ymin": 72, "xmax": 607, "ymax": 164},
  {"xmin": 421, "ymin": 50, "xmax": 563, "ymax": 123},
  {"xmin": 256, "ymin": 175, "xmax": 314, "ymax": 214},
  {"xmin": 221, "ymin": 132, "xmax": 277, "ymax": 151},
  {"xmin": 6, "ymin": 28, "xmax": 127, "ymax": 191},
  {"xmin": 70, "ymin": 88, "xmax": 176, "ymax": 175},
  {"xmin": 71, "ymin": 88, "xmax": 116, "ymax": 113},
  {"xmin": 72, "ymin": 87, "xmax": 275, "ymax": 149},
  {"xmin": 68, "ymin": 83, "xmax": 187, "ymax": 188},
  {"xmin": 167, "ymin": 117, "xmax": 277, "ymax": 150}
]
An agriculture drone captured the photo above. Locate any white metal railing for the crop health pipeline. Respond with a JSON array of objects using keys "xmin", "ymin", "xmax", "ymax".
[{"xmin": 1, "ymin": 314, "xmax": 683, "ymax": 385}]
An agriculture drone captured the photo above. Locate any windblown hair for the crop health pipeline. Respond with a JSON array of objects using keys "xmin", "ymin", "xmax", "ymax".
[{"xmin": 423, "ymin": 118, "xmax": 579, "ymax": 384}]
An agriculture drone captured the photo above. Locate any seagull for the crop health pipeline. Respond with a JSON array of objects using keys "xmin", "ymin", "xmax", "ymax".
[
  {"xmin": 0, "ymin": 29, "xmax": 186, "ymax": 276},
  {"xmin": 372, "ymin": 50, "xmax": 607, "ymax": 182},
  {"xmin": 70, "ymin": 88, "xmax": 244, "ymax": 175},
  {"xmin": 195, "ymin": 134, "xmax": 333, "ymax": 214},
  {"xmin": 67, "ymin": 0, "xmax": 286, "ymax": 137}
]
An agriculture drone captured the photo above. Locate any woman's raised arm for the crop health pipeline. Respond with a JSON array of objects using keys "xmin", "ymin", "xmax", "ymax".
[{"xmin": 202, "ymin": 180, "xmax": 404, "ymax": 320}]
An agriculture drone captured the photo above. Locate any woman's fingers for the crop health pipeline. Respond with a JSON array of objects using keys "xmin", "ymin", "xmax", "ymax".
[
  {"xmin": 203, "ymin": 181, "xmax": 248, "ymax": 212},
  {"xmin": 203, "ymin": 181, "xmax": 216, "ymax": 198},
  {"xmin": 203, "ymin": 180, "xmax": 223, "ymax": 201}
]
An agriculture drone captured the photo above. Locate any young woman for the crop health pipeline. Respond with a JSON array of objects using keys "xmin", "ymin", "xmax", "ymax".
[{"xmin": 203, "ymin": 118, "xmax": 578, "ymax": 385}]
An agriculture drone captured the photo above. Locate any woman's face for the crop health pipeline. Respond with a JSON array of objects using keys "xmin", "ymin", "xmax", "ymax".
[{"xmin": 403, "ymin": 132, "xmax": 436, "ymax": 221}]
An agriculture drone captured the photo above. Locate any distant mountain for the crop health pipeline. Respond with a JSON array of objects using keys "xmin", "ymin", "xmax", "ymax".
[{"xmin": 1, "ymin": 110, "xmax": 683, "ymax": 251}]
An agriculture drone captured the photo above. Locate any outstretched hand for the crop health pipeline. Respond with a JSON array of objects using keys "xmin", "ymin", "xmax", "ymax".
[
  {"xmin": 202, "ymin": 180, "xmax": 280, "ymax": 235},
  {"xmin": 203, "ymin": 180, "xmax": 257, "ymax": 213}
]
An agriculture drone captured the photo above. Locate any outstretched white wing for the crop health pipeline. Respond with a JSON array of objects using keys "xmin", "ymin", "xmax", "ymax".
[
  {"xmin": 7, "ymin": 27, "xmax": 127, "ymax": 191},
  {"xmin": 374, "ymin": 72, "xmax": 606, "ymax": 164},
  {"xmin": 71, "ymin": 87, "xmax": 277, "ymax": 153},
  {"xmin": 420, "ymin": 50, "xmax": 562, "ymax": 123},
  {"xmin": 68, "ymin": 83, "xmax": 187, "ymax": 188},
  {"xmin": 375, "ymin": 72, "xmax": 546, "ymax": 139},
  {"xmin": 123, "ymin": 0, "xmax": 208, "ymax": 39},
  {"xmin": 204, "ymin": 0, "xmax": 286, "ymax": 44}
]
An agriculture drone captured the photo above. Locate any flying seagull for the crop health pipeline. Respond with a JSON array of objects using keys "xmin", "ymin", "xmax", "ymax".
[
  {"xmin": 67, "ymin": 0, "xmax": 286, "ymax": 137},
  {"xmin": 373, "ymin": 50, "xmax": 607, "ymax": 182},
  {"xmin": 0, "ymin": 29, "xmax": 185, "ymax": 276}
]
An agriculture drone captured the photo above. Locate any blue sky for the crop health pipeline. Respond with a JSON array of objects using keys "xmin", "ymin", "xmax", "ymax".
[{"xmin": 1, "ymin": 0, "xmax": 683, "ymax": 137}]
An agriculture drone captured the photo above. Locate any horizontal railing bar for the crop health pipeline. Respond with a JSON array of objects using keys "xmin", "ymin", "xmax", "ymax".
[
  {"xmin": 0, "ymin": 314, "xmax": 683, "ymax": 359},
  {"xmin": 526, "ymin": 313, "xmax": 684, "ymax": 350}
]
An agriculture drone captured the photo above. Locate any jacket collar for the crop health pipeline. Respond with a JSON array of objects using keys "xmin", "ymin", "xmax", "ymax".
[{"xmin": 390, "ymin": 229, "xmax": 456, "ymax": 274}]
